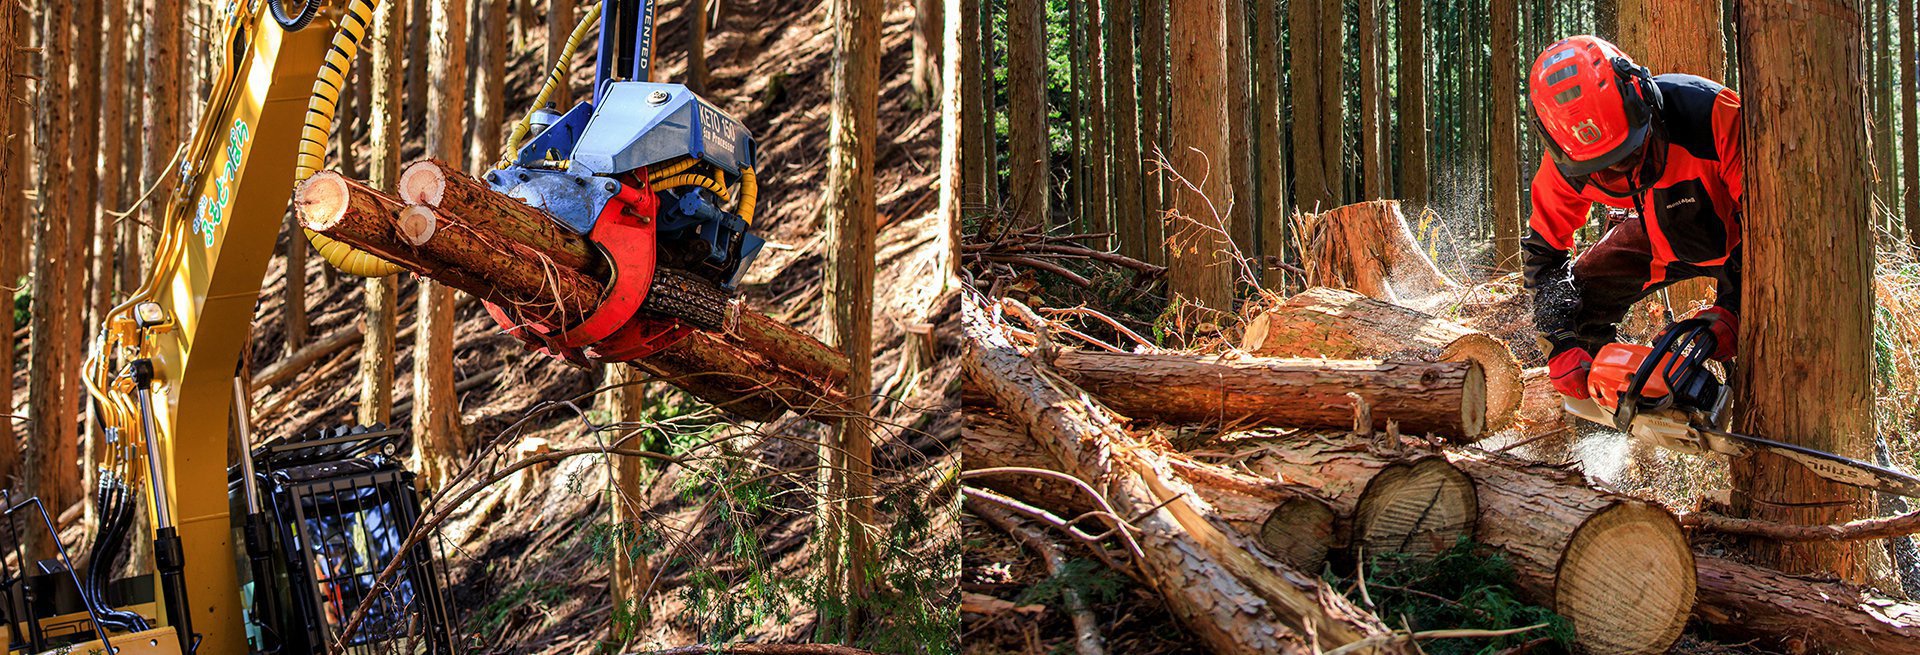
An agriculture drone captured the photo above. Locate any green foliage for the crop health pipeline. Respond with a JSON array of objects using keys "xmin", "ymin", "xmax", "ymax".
[
  {"xmin": 1338, "ymin": 539, "xmax": 1576, "ymax": 655},
  {"xmin": 13, "ymin": 275, "xmax": 28, "ymax": 327},
  {"xmin": 1012, "ymin": 558, "xmax": 1125, "ymax": 608}
]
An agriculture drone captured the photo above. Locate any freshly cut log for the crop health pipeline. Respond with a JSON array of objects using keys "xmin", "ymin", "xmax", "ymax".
[
  {"xmin": 1694, "ymin": 555, "xmax": 1920, "ymax": 654},
  {"xmin": 295, "ymin": 171, "xmax": 849, "ymax": 421},
  {"xmin": 1242, "ymin": 287, "xmax": 1523, "ymax": 432},
  {"xmin": 1295, "ymin": 200, "xmax": 1459, "ymax": 307},
  {"xmin": 964, "ymin": 405, "xmax": 1338, "ymax": 572},
  {"xmin": 1350, "ymin": 458, "xmax": 1478, "ymax": 560},
  {"xmin": 1227, "ymin": 440, "xmax": 1695, "ymax": 655},
  {"xmin": 962, "ymin": 300, "xmax": 1404, "ymax": 655},
  {"xmin": 398, "ymin": 159, "xmax": 598, "ymax": 272},
  {"xmin": 1052, "ymin": 348, "xmax": 1486, "ymax": 439}
]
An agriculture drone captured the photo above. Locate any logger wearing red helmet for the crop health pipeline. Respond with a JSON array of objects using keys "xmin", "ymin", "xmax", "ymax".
[{"xmin": 1522, "ymin": 36, "xmax": 1745, "ymax": 400}]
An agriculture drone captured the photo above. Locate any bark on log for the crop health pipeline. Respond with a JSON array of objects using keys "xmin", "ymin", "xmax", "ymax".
[
  {"xmin": 295, "ymin": 171, "xmax": 850, "ymax": 421},
  {"xmin": 964, "ymin": 404, "xmax": 1339, "ymax": 572},
  {"xmin": 1051, "ymin": 349, "xmax": 1486, "ymax": 439},
  {"xmin": 1228, "ymin": 440, "xmax": 1694, "ymax": 654},
  {"xmin": 1694, "ymin": 555, "xmax": 1920, "ymax": 654},
  {"xmin": 1242, "ymin": 287, "xmax": 1523, "ymax": 432},
  {"xmin": 398, "ymin": 159, "xmax": 598, "ymax": 273},
  {"xmin": 962, "ymin": 300, "xmax": 1406, "ymax": 654},
  {"xmin": 1296, "ymin": 201, "xmax": 1459, "ymax": 308}
]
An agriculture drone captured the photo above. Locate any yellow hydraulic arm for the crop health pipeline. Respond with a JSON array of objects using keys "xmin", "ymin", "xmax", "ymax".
[{"xmin": 77, "ymin": 1, "xmax": 375, "ymax": 652}]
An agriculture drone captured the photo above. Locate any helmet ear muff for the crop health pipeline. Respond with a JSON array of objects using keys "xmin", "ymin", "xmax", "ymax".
[{"xmin": 1610, "ymin": 56, "xmax": 1664, "ymax": 122}]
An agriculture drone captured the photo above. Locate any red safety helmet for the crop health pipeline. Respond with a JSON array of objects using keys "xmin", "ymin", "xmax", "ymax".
[{"xmin": 1528, "ymin": 35, "xmax": 1665, "ymax": 177}]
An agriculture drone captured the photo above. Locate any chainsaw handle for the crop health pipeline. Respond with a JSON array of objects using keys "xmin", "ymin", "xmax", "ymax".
[{"xmin": 1618, "ymin": 318, "xmax": 1718, "ymax": 430}]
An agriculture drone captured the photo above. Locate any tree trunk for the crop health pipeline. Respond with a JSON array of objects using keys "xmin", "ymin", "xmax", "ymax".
[
  {"xmin": 942, "ymin": 0, "xmax": 977, "ymax": 280},
  {"xmin": 981, "ymin": 0, "xmax": 998, "ymax": 205},
  {"xmin": 910, "ymin": 0, "xmax": 939, "ymax": 101},
  {"xmin": 359, "ymin": 0, "xmax": 404, "ymax": 426},
  {"xmin": 1396, "ymin": 0, "xmax": 1428, "ymax": 208},
  {"xmin": 961, "ymin": 302, "xmax": 1401, "ymax": 655},
  {"xmin": 1253, "ymin": 0, "xmax": 1287, "ymax": 290},
  {"xmin": 817, "ymin": 0, "xmax": 880, "ymax": 639},
  {"xmin": 1052, "ymin": 349, "xmax": 1487, "ymax": 438},
  {"xmin": 416, "ymin": 0, "xmax": 470, "ymax": 492},
  {"xmin": 958, "ymin": 0, "xmax": 987, "ymax": 205},
  {"xmin": 1904, "ymin": 0, "xmax": 1919, "ymax": 253},
  {"xmin": 470, "ymin": 0, "xmax": 507, "ymax": 169},
  {"xmin": 95, "ymin": 0, "xmax": 125, "ymax": 336},
  {"xmin": 1317, "ymin": 0, "xmax": 1344, "ymax": 205},
  {"xmin": 605, "ymin": 365, "xmax": 651, "ymax": 644},
  {"xmin": 1083, "ymin": 0, "xmax": 1109, "ymax": 245},
  {"xmin": 1875, "ymin": 0, "xmax": 1897, "ymax": 224},
  {"xmin": 143, "ymin": 0, "xmax": 181, "ymax": 262},
  {"xmin": 0, "ymin": 0, "xmax": 20, "ymax": 486},
  {"xmin": 27, "ymin": 0, "xmax": 83, "ymax": 557},
  {"xmin": 1004, "ymin": 0, "xmax": 1047, "ymax": 226},
  {"xmin": 1289, "ymin": 0, "xmax": 1333, "ymax": 213},
  {"xmin": 1167, "ymin": 0, "xmax": 1233, "ymax": 313},
  {"xmin": 1617, "ymin": 0, "xmax": 1726, "ymax": 314},
  {"xmin": 1139, "ymin": 0, "xmax": 1166, "ymax": 251},
  {"xmin": 1358, "ymin": 0, "xmax": 1384, "ymax": 199},
  {"xmin": 1489, "ymin": 0, "xmax": 1520, "ymax": 272},
  {"xmin": 546, "ymin": 0, "xmax": 575, "ymax": 110},
  {"xmin": 1730, "ymin": 0, "xmax": 1878, "ymax": 583},
  {"xmin": 1242, "ymin": 287, "xmax": 1524, "ymax": 431},
  {"xmin": 685, "ymin": 0, "xmax": 709, "ymax": 93},
  {"xmin": 1296, "ymin": 201, "xmax": 1460, "ymax": 305},
  {"xmin": 283, "ymin": 212, "xmax": 309, "ymax": 353},
  {"xmin": 1108, "ymin": 0, "xmax": 1144, "ymax": 266},
  {"xmin": 1224, "ymin": 0, "xmax": 1253, "ymax": 258}
]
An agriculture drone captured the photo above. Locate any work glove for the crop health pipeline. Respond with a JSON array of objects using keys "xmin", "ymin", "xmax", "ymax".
[
  {"xmin": 1691, "ymin": 306, "xmax": 1738, "ymax": 361},
  {"xmin": 1548, "ymin": 347, "xmax": 1595, "ymax": 399}
]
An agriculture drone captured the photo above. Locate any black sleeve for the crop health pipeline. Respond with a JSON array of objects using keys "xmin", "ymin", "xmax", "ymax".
[{"xmin": 1522, "ymin": 228, "xmax": 1583, "ymax": 356}]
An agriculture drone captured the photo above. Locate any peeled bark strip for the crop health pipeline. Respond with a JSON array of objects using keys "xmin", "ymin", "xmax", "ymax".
[
  {"xmin": 296, "ymin": 171, "xmax": 849, "ymax": 421},
  {"xmin": 1295, "ymin": 201, "xmax": 1460, "ymax": 306},
  {"xmin": 1242, "ymin": 287, "xmax": 1523, "ymax": 432},
  {"xmin": 1694, "ymin": 555, "xmax": 1920, "ymax": 654},
  {"xmin": 1053, "ymin": 349, "xmax": 1485, "ymax": 439},
  {"xmin": 962, "ymin": 301, "xmax": 1402, "ymax": 655}
]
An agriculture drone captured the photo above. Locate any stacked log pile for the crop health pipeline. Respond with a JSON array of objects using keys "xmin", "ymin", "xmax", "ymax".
[{"xmin": 964, "ymin": 200, "xmax": 1920, "ymax": 655}]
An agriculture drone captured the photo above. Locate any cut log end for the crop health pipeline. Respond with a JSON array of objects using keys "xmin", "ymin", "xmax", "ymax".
[
  {"xmin": 1439, "ymin": 333, "xmax": 1522, "ymax": 434},
  {"xmin": 1351, "ymin": 457, "xmax": 1477, "ymax": 563},
  {"xmin": 294, "ymin": 171, "xmax": 353, "ymax": 230},
  {"xmin": 1258, "ymin": 497, "xmax": 1337, "ymax": 571},
  {"xmin": 1461, "ymin": 361, "xmax": 1487, "ymax": 439},
  {"xmin": 400, "ymin": 160, "xmax": 449, "ymax": 206},
  {"xmin": 398, "ymin": 205, "xmax": 440, "ymax": 246},
  {"xmin": 1555, "ymin": 501, "xmax": 1695, "ymax": 655}
]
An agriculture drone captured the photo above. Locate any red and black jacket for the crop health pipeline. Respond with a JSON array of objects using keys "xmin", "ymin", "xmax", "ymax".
[{"xmin": 1522, "ymin": 73, "xmax": 1744, "ymax": 351}]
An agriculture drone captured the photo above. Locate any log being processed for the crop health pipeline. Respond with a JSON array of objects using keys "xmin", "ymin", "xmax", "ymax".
[{"xmin": 296, "ymin": 169, "xmax": 849, "ymax": 421}]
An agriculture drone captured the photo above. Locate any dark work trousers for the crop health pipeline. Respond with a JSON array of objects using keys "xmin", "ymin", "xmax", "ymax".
[{"xmin": 1565, "ymin": 213, "xmax": 1742, "ymax": 353}]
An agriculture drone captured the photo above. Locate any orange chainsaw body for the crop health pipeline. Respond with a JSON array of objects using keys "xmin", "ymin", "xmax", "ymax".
[{"xmin": 1588, "ymin": 343, "xmax": 1681, "ymax": 411}]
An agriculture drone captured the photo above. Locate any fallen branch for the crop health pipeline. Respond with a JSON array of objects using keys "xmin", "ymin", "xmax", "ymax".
[
  {"xmin": 254, "ymin": 325, "xmax": 364, "ymax": 388},
  {"xmin": 967, "ymin": 495, "xmax": 1109, "ymax": 655},
  {"xmin": 637, "ymin": 646, "xmax": 884, "ymax": 655},
  {"xmin": 1680, "ymin": 506, "xmax": 1920, "ymax": 542}
]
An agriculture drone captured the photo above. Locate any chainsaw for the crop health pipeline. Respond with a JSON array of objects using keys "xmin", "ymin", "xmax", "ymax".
[{"xmin": 1561, "ymin": 318, "xmax": 1920, "ymax": 498}]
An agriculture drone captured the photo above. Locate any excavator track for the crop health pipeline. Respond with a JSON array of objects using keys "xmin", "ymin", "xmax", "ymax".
[{"xmin": 641, "ymin": 267, "xmax": 734, "ymax": 331}]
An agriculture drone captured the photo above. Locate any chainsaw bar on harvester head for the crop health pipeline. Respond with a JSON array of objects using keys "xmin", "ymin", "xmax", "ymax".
[{"xmin": 1698, "ymin": 426, "xmax": 1920, "ymax": 499}]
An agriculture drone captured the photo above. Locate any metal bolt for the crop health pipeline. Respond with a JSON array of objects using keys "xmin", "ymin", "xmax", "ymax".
[
  {"xmin": 604, "ymin": 180, "xmax": 620, "ymax": 193},
  {"xmin": 574, "ymin": 177, "xmax": 588, "ymax": 186},
  {"xmin": 648, "ymin": 90, "xmax": 671, "ymax": 105},
  {"xmin": 484, "ymin": 172, "xmax": 499, "ymax": 184},
  {"xmin": 518, "ymin": 172, "xmax": 531, "ymax": 182}
]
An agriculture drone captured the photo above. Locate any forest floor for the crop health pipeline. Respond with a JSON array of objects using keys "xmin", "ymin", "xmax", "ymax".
[{"xmin": 9, "ymin": 0, "xmax": 955, "ymax": 651}]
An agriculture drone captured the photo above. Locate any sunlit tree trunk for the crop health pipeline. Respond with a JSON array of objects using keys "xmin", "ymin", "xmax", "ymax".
[
  {"xmin": 605, "ymin": 365, "xmax": 651, "ymax": 644},
  {"xmin": 1108, "ymin": 0, "xmax": 1144, "ymax": 261},
  {"xmin": 817, "ymin": 0, "xmax": 880, "ymax": 640},
  {"xmin": 1084, "ymin": 0, "xmax": 1109, "ymax": 246},
  {"xmin": 360, "ymin": 0, "xmax": 404, "ymax": 426},
  {"xmin": 546, "ymin": 0, "xmax": 574, "ymax": 109},
  {"xmin": 1224, "ymin": 0, "xmax": 1253, "ymax": 261},
  {"xmin": 1730, "ymin": 0, "xmax": 1878, "ymax": 584},
  {"xmin": 0, "ymin": 0, "xmax": 21, "ymax": 486},
  {"xmin": 1005, "ymin": 0, "xmax": 1047, "ymax": 226},
  {"xmin": 1358, "ymin": 0, "xmax": 1385, "ymax": 199},
  {"xmin": 472, "ymin": 0, "xmax": 507, "ymax": 167},
  {"xmin": 1140, "ymin": 0, "xmax": 1167, "ymax": 251},
  {"xmin": 416, "ymin": 0, "xmax": 471, "ymax": 492},
  {"xmin": 27, "ymin": 0, "xmax": 85, "ymax": 557},
  {"xmin": 911, "ymin": 0, "xmax": 940, "ymax": 101},
  {"xmin": 688, "ymin": 0, "xmax": 709, "ymax": 94},
  {"xmin": 942, "ymin": 0, "xmax": 978, "ymax": 282},
  {"xmin": 1168, "ymin": 0, "xmax": 1232, "ymax": 313}
]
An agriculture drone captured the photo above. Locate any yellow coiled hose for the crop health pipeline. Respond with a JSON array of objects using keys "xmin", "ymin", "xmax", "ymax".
[
  {"xmin": 500, "ymin": 3, "xmax": 604, "ymax": 167},
  {"xmin": 294, "ymin": 0, "xmax": 401, "ymax": 277}
]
